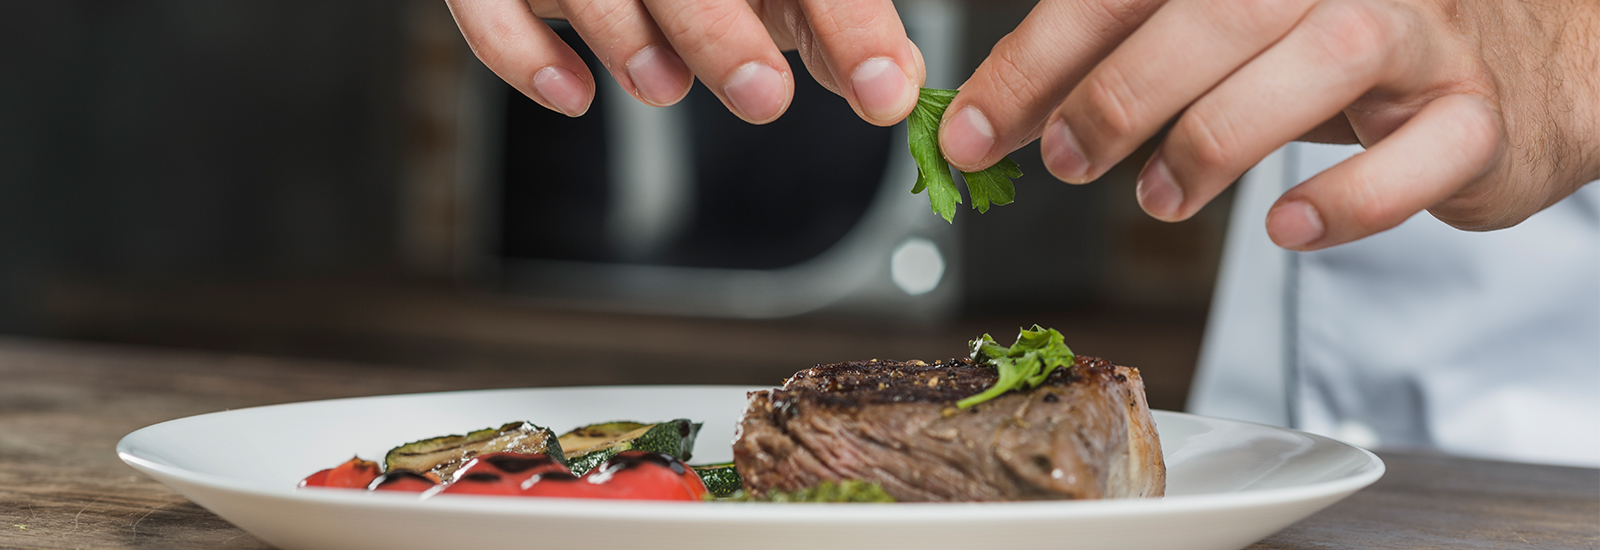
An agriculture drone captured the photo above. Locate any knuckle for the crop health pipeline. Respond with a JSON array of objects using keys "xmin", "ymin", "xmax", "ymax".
[
  {"xmin": 569, "ymin": 1, "xmax": 635, "ymax": 39},
  {"xmin": 1173, "ymin": 108, "xmax": 1242, "ymax": 173},
  {"xmin": 473, "ymin": 21, "xmax": 524, "ymax": 70},
  {"xmin": 1306, "ymin": 0, "xmax": 1395, "ymax": 72},
  {"xmin": 1078, "ymin": 69, "xmax": 1140, "ymax": 142},
  {"xmin": 805, "ymin": 2, "xmax": 884, "ymax": 37},
  {"xmin": 658, "ymin": 2, "xmax": 744, "ymax": 56},
  {"xmin": 1087, "ymin": 0, "xmax": 1156, "ymax": 31},
  {"xmin": 1343, "ymin": 175, "xmax": 1401, "ymax": 231},
  {"xmin": 1213, "ymin": 0, "xmax": 1307, "ymax": 40},
  {"xmin": 978, "ymin": 50, "xmax": 1050, "ymax": 109}
]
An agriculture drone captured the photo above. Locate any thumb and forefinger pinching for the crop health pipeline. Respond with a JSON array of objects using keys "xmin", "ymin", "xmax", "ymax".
[{"xmin": 943, "ymin": 0, "xmax": 1594, "ymax": 251}]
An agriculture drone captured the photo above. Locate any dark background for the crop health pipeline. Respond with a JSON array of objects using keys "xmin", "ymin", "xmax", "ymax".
[{"xmin": 0, "ymin": 1, "xmax": 1231, "ymax": 411}]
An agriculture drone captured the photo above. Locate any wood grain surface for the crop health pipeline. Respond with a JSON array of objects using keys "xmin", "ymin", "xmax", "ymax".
[{"xmin": 1, "ymin": 336, "xmax": 1595, "ymax": 549}]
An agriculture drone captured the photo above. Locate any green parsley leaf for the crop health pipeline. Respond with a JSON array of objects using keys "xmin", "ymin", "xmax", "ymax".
[
  {"xmin": 907, "ymin": 88, "xmax": 1024, "ymax": 222},
  {"xmin": 957, "ymin": 325, "xmax": 1076, "ymax": 409},
  {"xmin": 908, "ymin": 89, "xmax": 960, "ymax": 220}
]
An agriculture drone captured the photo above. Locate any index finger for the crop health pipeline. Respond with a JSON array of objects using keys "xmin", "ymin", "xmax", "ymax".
[
  {"xmin": 642, "ymin": 0, "xmax": 795, "ymax": 124},
  {"xmin": 938, "ymin": 0, "xmax": 1164, "ymax": 171},
  {"xmin": 447, "ymin": 0, "xmax": 596, "ymax": 117},
  {"xmin": 784, "ymin": 0, "xmax": 925, "ymax": 126}
]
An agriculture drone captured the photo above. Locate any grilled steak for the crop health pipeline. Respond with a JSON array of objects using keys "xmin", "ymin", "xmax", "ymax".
[{"xmin": 732, "ymin": 356, "xmax": 1165, "ymax": 502}]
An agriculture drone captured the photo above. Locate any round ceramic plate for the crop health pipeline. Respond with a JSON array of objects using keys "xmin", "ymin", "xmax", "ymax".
[{"xmin": 118, "ymin": 386, "xmax": 1382, "ymax": 550}]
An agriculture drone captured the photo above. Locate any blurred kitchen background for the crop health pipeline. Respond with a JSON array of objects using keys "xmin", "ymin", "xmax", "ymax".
[{"xmin": 0, "ymin": 0, "xmax": 1232, "ymax": 411}]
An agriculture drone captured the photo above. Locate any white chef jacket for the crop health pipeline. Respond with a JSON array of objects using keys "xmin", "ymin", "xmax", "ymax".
[{"xmin": 1189, "ymin": 142, "xmax": 1600, "ymax": 468}]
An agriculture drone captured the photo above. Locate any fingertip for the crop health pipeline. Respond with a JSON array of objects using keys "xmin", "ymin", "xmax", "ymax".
[
  {"xmin": 850, "ymin": 57, "xmax": 917, "ymax": 126},
  {"xmin": 724, "ymin": 61, "xmax": 791, "ymax": 124},
  {"xmin": 626, "ymin": 46, "xmax": 693, "ymax": 107},
  {"xmin": 1042, "ymin": 119, "xmax": 1091, "ymax": 183},
  {"xmin": 533, "ymin": 66, "xmax": 593, "ymax": 117},
  {"xmin": 1266, "ymin": 199, "xmax": 1326, "ymax": 250},
  {"xmin": 1136, "ymin": 156, "xmax": 1184, "ymax": 220},
  {"xmin": 941, "ymin": 105, "xmax": 995, "ymax": 170}
]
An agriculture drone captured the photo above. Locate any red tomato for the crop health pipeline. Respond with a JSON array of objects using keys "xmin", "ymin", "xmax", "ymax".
[
  {"xmin": 370, "ymin": 470, "xmax": 437, "ymax": 492},
  {"xmin": 299, "ymin": 457, "xmax": 382, "ymax": 489},
  {"xmin": 300, "ymin": 469, "xmax": 330, "ymax": 488},
  {"xmin": 518, "ymin": 475, "xmax": 592, "ymax": 498},
  {"xmin": 522, "ymin": 451, "xmax": 705, "ymax": 501},
  {"xmin": 437, "ymin": 470, "xmax": 522, "ymax": 496},
  {"xmin": 437, "ymin": 453, "xmax": 572, "ymax": 496}
]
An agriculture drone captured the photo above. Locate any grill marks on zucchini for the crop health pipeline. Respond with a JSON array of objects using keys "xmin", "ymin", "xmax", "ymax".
[
  {"xmin": 384, "ymin": 421, "xmax": 564, "ymax": 482},
  {"xmin": 557, "ymin": 419, "xmax": 701, "ymax": 475},
  {"xmin": 691, "ymin": 463, "xmax": 743, "ymax": 498}
]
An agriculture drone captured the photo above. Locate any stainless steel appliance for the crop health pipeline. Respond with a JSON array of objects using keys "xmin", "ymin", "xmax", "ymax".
[{"xmin": 459, "ymin": 0, "xmax": 968, "ymax": 322}]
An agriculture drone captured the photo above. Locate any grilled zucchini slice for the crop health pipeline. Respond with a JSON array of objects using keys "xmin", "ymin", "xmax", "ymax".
[
  {"xmin": 691, "ymin": 462, "xmax": 743, "ymax": 498},
  {"xmin": 384, "ymin": 421, "xmax": 564, "ymax": 482},
  {"xmin": 558, "ymin": 419, "xmax": 700, "ymax": 475}
]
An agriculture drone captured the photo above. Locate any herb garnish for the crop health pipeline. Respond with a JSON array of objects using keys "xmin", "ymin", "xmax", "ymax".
[
  {"xmin": 908, "ymin": 88, "xmax": 1024, "ymax": 223},
  {"xmin": 724, "ymin": 479, "xmax": 896, "ymax": 503},
  {"xmin": 957, "ymin": 325, "xmax": 1076, "ymax": 409}
]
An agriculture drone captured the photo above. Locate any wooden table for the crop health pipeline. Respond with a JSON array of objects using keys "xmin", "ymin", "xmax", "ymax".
[{"xmin": 1, "ymin": 337, "xmax": 1595, "ymax": 549}]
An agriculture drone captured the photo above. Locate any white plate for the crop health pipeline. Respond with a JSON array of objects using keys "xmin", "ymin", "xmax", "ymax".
[{"xmin": 118, "ymin": 386, "xmax": 1383, "ymax": 550}]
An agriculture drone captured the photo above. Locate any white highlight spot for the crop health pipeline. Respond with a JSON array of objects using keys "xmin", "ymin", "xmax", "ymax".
[
  {"xmin": 1335, "ymin": 419, "xmax": 1381, "ymax": 449},
  {"xmin": 890, "ymin": 238, "xmax": 945, "ymax": 296}
]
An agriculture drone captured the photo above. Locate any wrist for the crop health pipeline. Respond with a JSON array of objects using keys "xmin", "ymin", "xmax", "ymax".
[
  {"xmin": 1563, "ymin": 1, "xmax": 1600, "ymax": 184},
  {"xmin": 1541, "ymin": 0, "xmax": 1600, "ymax": 187},
  {"xmin": 1480, "ymin": 0, "xmax": 1600, "ymax": 196}
]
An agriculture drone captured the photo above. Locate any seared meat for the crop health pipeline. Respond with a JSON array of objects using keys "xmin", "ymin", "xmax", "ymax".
[{"xmin": 732, "ymin": 356, "xmax": 1165, "ymax": 502}]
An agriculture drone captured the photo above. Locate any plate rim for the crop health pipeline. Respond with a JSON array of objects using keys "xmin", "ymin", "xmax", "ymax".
[{"xmin": 117, "ymin": 384, "xmax": 1386, "ymax": 522}]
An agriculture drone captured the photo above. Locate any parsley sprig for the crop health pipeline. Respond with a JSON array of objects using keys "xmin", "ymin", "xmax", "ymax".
[
  {"xmin": 957, "ymin": 325, "xmax": 1077, "ymax": 408},
  {"xmin": 908, "ymin": 88, "xmax": 1024, "ymax": 222}
]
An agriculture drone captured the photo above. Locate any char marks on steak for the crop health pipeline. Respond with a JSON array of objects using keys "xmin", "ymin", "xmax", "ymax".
[{"xmin": 732, "ymin": 356, "xmax": 1165, "ymax": 502}]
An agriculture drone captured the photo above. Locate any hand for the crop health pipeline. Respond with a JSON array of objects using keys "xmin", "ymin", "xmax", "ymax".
[
  {"xmin": 445, "ymin": 0, "xmax": 926, "ymax": 126},
  {"xmin": 940, "ymin": 0, "xmax": 1600, "ymax": 250}
]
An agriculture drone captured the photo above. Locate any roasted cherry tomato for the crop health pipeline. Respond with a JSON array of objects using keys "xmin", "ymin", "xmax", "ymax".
[
  {"xmin": 370, "ymin": 470, "xmax": 438, "ymax": 492},
  {"xmin": 437, "ymin": 470, "xmax": 521, "ymax": 496},
  {"xmin": 299, "ymin": 457, "xmax": 382, "ymax": 489},
  {"xmin": 436, "ymin": 453, "xmax": 572, "ymax": 496},
  {"xmin": 523, "ymin": 451, "xmax": 706, "ymax": 501}
]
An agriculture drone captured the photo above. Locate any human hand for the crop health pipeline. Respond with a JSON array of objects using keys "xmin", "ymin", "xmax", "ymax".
[
  {"xmin": 940, "ymin": 0, "xmax": 1599, "ymax": 250},
  {"xmin": 445, "ymin": 0, "xmax": 925, "ymax": 126}
]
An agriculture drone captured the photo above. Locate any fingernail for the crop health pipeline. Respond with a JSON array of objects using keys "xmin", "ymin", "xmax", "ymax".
[
  {"xmin": 724, "ymin": 61, "xmax": 786, "ymax": 123},
  {"xmin": 1043, "ymin": 119, "xmax": 1090, "ymax": 183},
  {"xmin": 1136, "ymin": 156, "xmax": 1184, "ymax": 219},
  {"xmin": 850, "ymin": 57, "xmax": 913, "ymax": 124},
  {"xmin": 1267, "ymin": 200, "xmax": 1325, "ymax": 248},
  {"xmin": 533, "ymin": 66, "xmax": 590, "ymax": 117},
  {"xmin": 626, "ymin": 46, "xmax": 691, "ymax": 106},
  {"xmin": 942, "ymin": 106, "xmax": 994, "ymax": 168}
]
